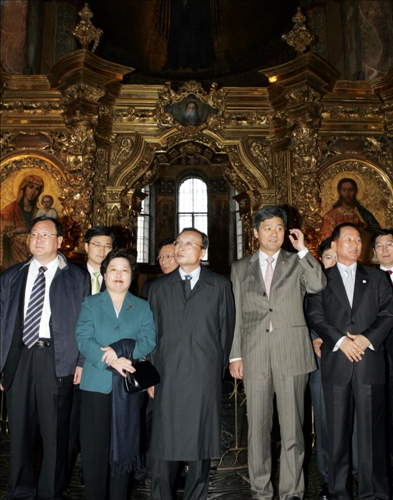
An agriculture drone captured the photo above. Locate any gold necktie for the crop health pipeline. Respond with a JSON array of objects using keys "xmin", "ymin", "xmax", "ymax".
[{"xmin": 91, "ymin": 271, "xmax": 101, "ymax": 295}]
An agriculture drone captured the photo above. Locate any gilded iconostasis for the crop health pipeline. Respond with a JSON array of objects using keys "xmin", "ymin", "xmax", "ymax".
[{"xmin": 1, "ymin": 0, "xmax": 393, "ymax": 277}]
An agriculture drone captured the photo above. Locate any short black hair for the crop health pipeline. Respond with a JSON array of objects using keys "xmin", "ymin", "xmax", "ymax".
[
  {"xmin": 100, "ymin": 248, "xmax": 138, "ymax": 278},
  {"xmin": 30, "ymin": 216, "xmax": 62, "ymax": 236},
  {"xmin": 331, "ymin": 222, "xmax": 360, "ymax": 242},
  {"xmin": 371, "ymin": 229, "xmax": 393, "ymax": 249},
  {"xmin": 253, "ymin": 205, "xmax": 288, "ymax": 231},
  {"xmin": 84, "ymin": 226, "xmax": 115, "ymax": 245},
  {"xmin": 178, "ymin": 227, "xmax": 209, "ymax": 249},
  {"xmin": 158, "ymin": 237, "xmax": 176, "ymax": 250},
  {"xmin": 318, "ymin": 237, "xmax": 333, "ymax": 258}
]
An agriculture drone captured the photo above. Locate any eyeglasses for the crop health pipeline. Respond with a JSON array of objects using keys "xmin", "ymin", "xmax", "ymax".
[
  {"xmin": 322, "ymin": 255, "xmax": 337, "ymax": 261},
  {"xmin": 89, "ymin": 242, "xmax": 113, "ymax": 250},
  {"xmin": 157, "ymin": 255, "xmax": 175, "ymax": 261},
  {"xmin": 375, "ymin": 241, "xmax": 393, "ymax": 250},
  {"xmin": 174, "ymin": 239, "xmax": 203, "ymax": 249},
  {"xmin": 30, "ymin": 232, "xmax": 57, "ymax": 239}
]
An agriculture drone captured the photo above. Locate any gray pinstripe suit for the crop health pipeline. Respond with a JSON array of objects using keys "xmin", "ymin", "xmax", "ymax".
[{"xmin": 230, "ymin": 249, "xmax": 326, "ymax": 500}]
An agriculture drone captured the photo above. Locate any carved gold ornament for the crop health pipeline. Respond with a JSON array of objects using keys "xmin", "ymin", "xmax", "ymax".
[
  {"xmin": 73, "ymin": 3, "xmax": 103, "ymax": 52},
  {"xmin": 282, "ymin": 8, "xmax": 314, "ymax": 56}
]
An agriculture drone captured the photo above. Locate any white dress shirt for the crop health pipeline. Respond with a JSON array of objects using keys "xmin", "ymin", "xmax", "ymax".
[
  {"xmin": 334, "ymin": 261, "xmax": 373, "ymax": 351},
  {"xmin": 24, "ymin": 257, "xmax": 59, "ymax": 339},
  {"xmin": 179, "ymin": 265, "xmax": 201, "ymax": 289}
]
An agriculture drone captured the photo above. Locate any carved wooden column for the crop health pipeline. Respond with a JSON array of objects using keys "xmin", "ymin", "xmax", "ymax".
[
  {"xmin": 48, "ymin": 49, "xmax": 132, "ymax": 240},
  {"xmin": 263, "ymin": 53, "xmax": 339, "ymax": 251}
]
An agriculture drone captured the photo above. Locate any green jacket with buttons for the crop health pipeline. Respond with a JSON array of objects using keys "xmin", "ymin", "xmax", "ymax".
[{"xmin": 75, "ymin": 289, "xmax": 156, "ymax": 393}]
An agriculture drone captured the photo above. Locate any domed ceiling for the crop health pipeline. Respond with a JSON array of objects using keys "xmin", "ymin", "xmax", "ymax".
[{"xmin": 86, "ymin": 0, "xmax": 299, "ymax": 87}]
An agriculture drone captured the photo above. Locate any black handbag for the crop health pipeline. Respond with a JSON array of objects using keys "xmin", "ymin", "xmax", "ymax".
[{"xmin": 124, "ymin": 360, "xmax": 160, "ymax": 394}]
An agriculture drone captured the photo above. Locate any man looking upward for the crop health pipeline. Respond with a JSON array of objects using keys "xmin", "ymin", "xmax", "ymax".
[
  {"xmin": 147, "ymin": 227, "xmax": 235, "ymax": 500},
  {"xmin": 230, "ymin": 205, "xmax": 326, "ymax": 500},
  {"xmin": 0, "ymin": 216, "xmax": 89, "ymax": 499}
]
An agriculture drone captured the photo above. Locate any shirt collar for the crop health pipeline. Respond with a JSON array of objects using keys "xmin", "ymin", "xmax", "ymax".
[
  {"xmin": 337, "ymin": 260, "xmax": 357, "ymax": 276},
  {"xmin": 179, "ymin": 265, "xmax": 201, "ymax": 281},
  {"xmin": 258, "ymin": 249, "xmax": 281, "ymax": 265},
  {"xmin": 87, "ymin": 261, "xmax": 101, "ymax": 277},
  {"xmin": 31, "ymin": 256, "xmax": 59, "ymax": 273},
  {"xmin": 380, "ymin": 265, "xmax": 393, "ymax": 272}
]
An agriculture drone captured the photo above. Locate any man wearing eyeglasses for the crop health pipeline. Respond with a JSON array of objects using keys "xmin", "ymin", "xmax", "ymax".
[
  {"xmin": 140, "ymin": 237, "xmax": 178, "ymax": 300},
  {"xmin": 0, "ymin": 216, "xmax": 90, "ymax": 500},
  {"xmin": 83, "ymin": 225, "xmax": 115, "ymax": 293},
  {"xmin": 371, "ymin": 229, "xmax": 393, "ymax": 487},
  {"xmin": 147, "ymin": 228, "xmax": 235, "ymax": 500},
  {"xmin": 64, "ymin": 225, "xmax": 115, "ymax": 489}
]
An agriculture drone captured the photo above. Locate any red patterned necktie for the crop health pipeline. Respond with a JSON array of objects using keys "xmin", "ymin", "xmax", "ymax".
[{"xmin": 23, "ymin": 266, "xmax": 47, "ymax": 348}]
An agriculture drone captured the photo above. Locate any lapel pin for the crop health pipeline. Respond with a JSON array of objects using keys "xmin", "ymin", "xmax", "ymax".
[{"xmin": 362, "ymin": 280, "xmax": 367, "ymax": 284}]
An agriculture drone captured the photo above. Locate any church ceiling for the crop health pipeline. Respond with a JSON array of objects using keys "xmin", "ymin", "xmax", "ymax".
[{"xmin": 83, "ymin": 0, "xmax": 299, "ymax": 87}]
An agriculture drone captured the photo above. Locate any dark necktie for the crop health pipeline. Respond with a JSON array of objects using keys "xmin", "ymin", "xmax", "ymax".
[
  {"xmin": 184, "ymin": 275, "xmax": 192, "ymax": 299},
  {"xmin": 23, "ymin": 266, "xmax": 47, "ymax": 348}
]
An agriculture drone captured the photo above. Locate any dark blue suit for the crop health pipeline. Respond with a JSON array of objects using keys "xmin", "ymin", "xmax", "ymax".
[
  {"xmin": 0, "ymin": 254, "xmax": 90, "ymax": 499},
  {"xmin": 307, "ymin": 264, "xmax": 393, "ymax": 500}
]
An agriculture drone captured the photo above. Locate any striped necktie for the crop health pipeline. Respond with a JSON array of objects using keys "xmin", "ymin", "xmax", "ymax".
[{"xmin": 23, "ymin": 266, "xmax": 47, "ymax": 348}]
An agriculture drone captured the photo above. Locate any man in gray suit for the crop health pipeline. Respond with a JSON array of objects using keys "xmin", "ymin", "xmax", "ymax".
[{"xmin": 229, "ymin": 205, "xmax": 326, "ymax": 500}]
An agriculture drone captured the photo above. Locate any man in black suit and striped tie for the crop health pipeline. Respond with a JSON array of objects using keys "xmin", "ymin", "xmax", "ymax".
[{"xmin": 0, "ymin": 216, "xmax": 90, "ymax": 500}]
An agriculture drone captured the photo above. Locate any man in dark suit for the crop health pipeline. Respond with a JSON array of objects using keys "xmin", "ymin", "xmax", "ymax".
[
  {"xmin": 229, "ymin": 205, "xmax": 326, "ymax": 500},
  {"xmin": 0, "ymin": 216, "xmax": 90, "ymax": 500},
  {"xmin": 147, "ymin": 227, "xmax": 235, "ymax": 500},
  {"xmin": 66, "ymin": 225, "xmax": 115, "ymax": 487},
  {"xmin": 83, "ymin": 225, "xmax": 115, "ymax": 292},
  {"xmin": 140, "ymin": 237, "xmax": 178, "ymax": 300},
  {"xmin": 307, "ymin": 222, "xmax": 393, "ymax": 500},
  {"xmin": 371, "ymin": 228, "xmax": 393, "ymax": 486}
]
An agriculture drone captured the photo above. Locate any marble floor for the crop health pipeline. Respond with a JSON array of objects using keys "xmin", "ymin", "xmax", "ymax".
[{"xmin": 0, "ymin": 380, "xmax": 361, "ymax": 500}]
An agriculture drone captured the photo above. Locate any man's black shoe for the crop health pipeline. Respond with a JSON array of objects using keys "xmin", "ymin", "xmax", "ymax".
[{"xmin": 318, "ymin": 482, "xmax": 331, "ymax": 500}]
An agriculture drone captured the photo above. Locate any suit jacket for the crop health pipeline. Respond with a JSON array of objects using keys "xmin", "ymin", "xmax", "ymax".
[
  {"xmin": 230, "ymin": 249, "xmax": 326, "ymax": 379},
  {"xmin": 148, "ymin": 265, "xmax": 235, "ymax": 460},
  {"xmin": 0, "ymin": 254, "xmax": 90, "ymax": 389},
  {"xmin": 75, "ymin": 289, "xmax": 156, "ymax": 394},
  {"xmin": 306, "ymin": 264, "xmax": 393, "ymax": 385}
]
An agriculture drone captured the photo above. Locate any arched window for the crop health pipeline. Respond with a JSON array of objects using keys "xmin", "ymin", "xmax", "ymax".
[
  {"xmin": 178, "ymin": 177, "xmax": 208, "ymax": 258},
  {"xmin": 137, "ymin": 186, "xmax": 150, "ymax": 263}
]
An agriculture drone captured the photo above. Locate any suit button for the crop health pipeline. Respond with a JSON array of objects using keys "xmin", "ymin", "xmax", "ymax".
[
  {"xmin": 269, "ymin": 308, "xmax": 273, "ymax": 312},
  {"xmin": 351, "ymin": 321, "xmax": 355, "ymax": 324},
  {"xmin": 115, "ymin": 326, "xmax": 119, "ymax": 330},
  {"xmin": 266, "ymin": 329, "xmax": 269, "ymax": 333},
  {"xmin": 263, "ymin": 292, "xmax": 266, "ymax": 296}
]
